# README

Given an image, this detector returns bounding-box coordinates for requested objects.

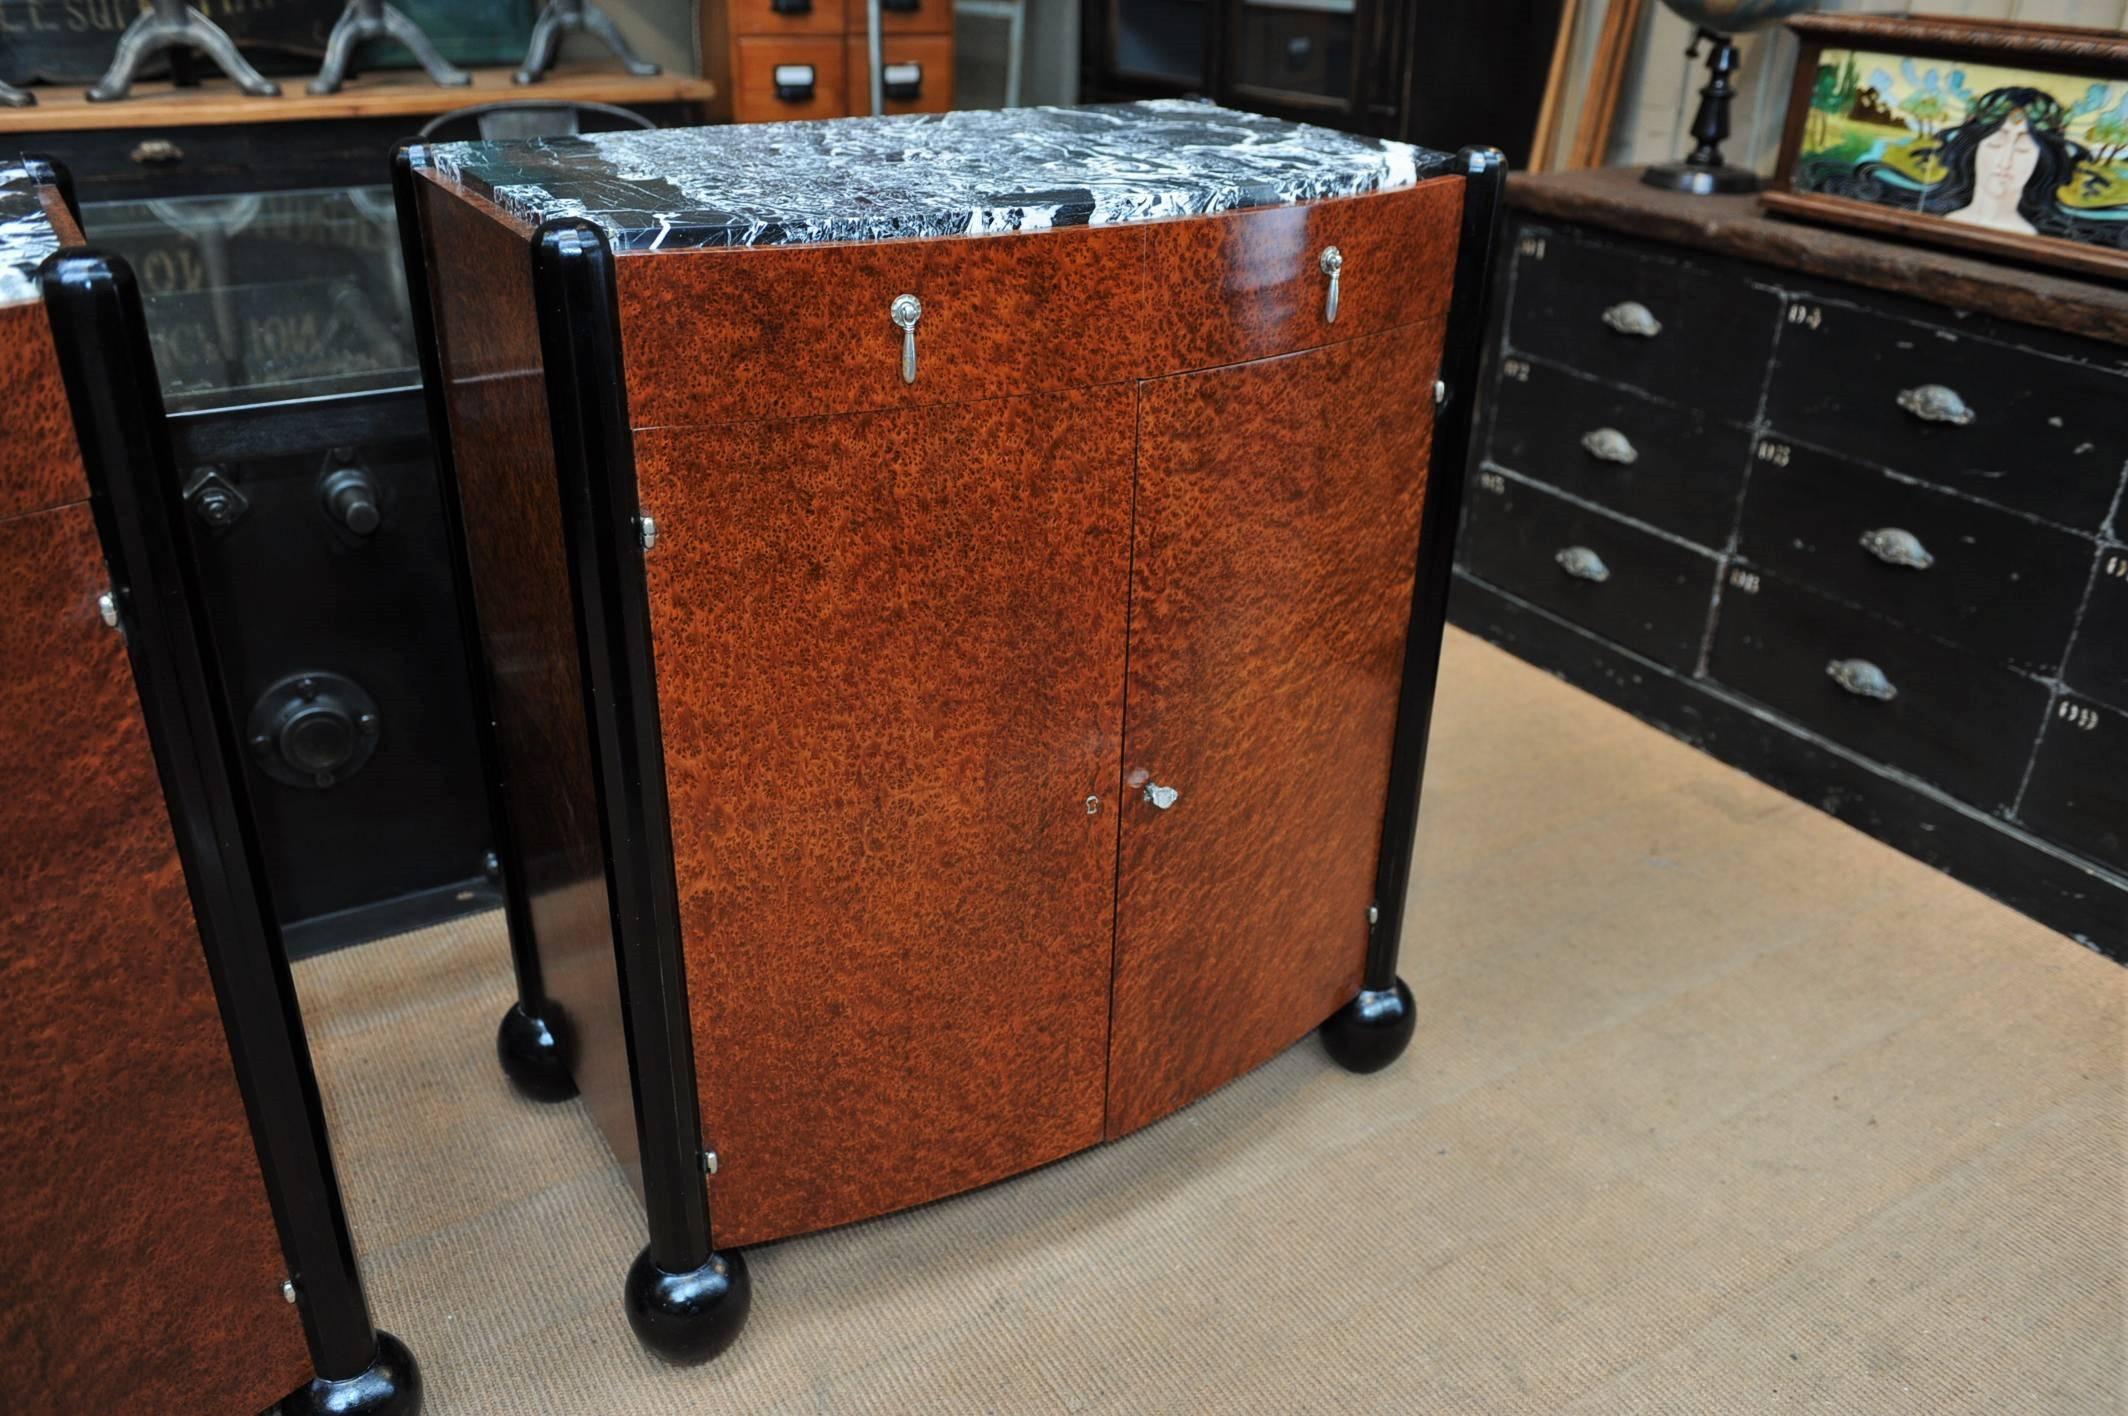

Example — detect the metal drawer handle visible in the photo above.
[882,61,923,100]
[1580,427,1638,465]
[130,138,184,165]
[1602,301,1661,338]
[772,63,816,101]
[890,293,921,384]
[1859,527,1934,571]
[1826,658,1897,702]
[1555,546,1610,583]
[1897,384,1975,427]
[1319,246,1342,325]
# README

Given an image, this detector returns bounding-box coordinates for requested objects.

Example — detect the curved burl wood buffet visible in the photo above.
[398,103,1503,1362]
[0,162,419,1415]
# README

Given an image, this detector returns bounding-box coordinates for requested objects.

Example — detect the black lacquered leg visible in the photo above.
[277,1331,421,1416]
[1320,979,1417,1074]
[496,1000,577,1102]
[625,1247,751,1365]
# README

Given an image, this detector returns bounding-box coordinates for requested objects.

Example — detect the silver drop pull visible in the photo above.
[1581,427,1638,465]
[1143,781,1180,811]
[1555,545,1610,583]
[1897,384,1974,426]
[890,293,922,384]
[1826,658,1897,702]
[1859,527,1933,570]
[1319,246,1342,324]
[1602,301,1662,338]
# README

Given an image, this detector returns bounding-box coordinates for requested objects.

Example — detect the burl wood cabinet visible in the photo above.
[398,104,1501,1362]
[0,161,419,1416]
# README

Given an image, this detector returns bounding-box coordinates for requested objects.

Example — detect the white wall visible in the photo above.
[1600,0,2128,172]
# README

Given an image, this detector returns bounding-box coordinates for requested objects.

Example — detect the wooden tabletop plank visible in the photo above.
[0,64,714,135]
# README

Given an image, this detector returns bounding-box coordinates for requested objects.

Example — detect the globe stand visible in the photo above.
[1643,28,1760,196]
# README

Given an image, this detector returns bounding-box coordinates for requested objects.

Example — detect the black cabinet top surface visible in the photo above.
[419,101,1452,252]
[1,164,58,306]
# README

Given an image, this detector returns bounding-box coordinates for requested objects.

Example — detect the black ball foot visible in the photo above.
[496,1002,576,1102]
[1320,978,1417,1074]
[278,1330,421,1416]
[625,1246,751,1364]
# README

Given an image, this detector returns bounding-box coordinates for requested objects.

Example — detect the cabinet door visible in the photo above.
[635,385,1135,1247]
[1107,322,1443,1138]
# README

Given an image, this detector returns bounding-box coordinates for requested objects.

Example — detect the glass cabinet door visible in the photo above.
[1107,0,1209,89]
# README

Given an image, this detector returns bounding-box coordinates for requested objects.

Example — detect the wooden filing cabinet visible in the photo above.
[706,0,953,124]
[0,161,419,1416]
[401,106,1501,1363]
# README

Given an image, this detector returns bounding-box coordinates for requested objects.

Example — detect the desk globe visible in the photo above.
[1647,0,1817,194]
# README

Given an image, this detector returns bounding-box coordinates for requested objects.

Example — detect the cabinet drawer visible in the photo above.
[1504,223,1776,426]
[1709,572,2049,812]
[1487,358,1750,549]
[2017,698,2128,876]
[730,0,845,36]
[1763,300,2128,530]
[874,0,954,32]
[734,37,850,123]
[1459,475,1718,672]
[2064,547,2128,714]
[844,34,954,114]
[1737,438,2091,673]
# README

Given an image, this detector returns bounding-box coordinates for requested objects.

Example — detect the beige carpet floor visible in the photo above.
[294,628,2128,1414]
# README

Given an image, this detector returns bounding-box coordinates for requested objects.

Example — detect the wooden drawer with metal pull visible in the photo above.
[2064,546,2128,715]
[844,34,954,114]
[1503,221,1777,426]
[1708,569,2050,812]
[872,0,954,33]
[734,37,850,122]
[614,177,1463,428]
[730,0,846,37]
[1459,473,1719,672]
[2016,697,2128,876]
[1762,297,2128,531]
[1486,355,1752,550]
[1735,436,2093,674]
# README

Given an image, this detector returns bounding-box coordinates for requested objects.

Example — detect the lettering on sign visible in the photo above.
[1756,440,1792,468]
[1786,303,1825,331]
[1727,567,1760,595]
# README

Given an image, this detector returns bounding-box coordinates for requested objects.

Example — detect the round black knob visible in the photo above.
[247,672,381,790]
[321,466,381,536]
[279,701,357,776]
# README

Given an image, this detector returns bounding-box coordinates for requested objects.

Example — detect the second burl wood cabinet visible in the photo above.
[399,103,1500,1362]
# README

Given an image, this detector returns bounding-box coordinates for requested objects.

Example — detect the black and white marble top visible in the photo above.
[1,164,59,305]
[425,101,1452,253]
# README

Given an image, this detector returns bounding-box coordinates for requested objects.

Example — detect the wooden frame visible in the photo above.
[1764,14,2128,282]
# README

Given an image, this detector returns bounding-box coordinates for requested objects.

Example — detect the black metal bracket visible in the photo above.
[1362,147,1509,995]
[37,246,407,1396]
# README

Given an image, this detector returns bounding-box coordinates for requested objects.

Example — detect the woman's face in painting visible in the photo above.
[1948,107,2043,234]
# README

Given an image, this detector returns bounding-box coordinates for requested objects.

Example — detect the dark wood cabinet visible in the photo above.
[1458,170,2128,956]
[401,107,1500,1359]
[0,162,415,1414]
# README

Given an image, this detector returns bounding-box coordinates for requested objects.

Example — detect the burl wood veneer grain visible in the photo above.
[0,504,311,1413]
[635,384,1136,1247]
[416,173,646,1192]
[1105,321,1446,1139]
[0,298,89,521]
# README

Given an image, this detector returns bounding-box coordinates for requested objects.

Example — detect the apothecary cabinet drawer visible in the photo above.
[734,37,850,123]
[844,34,954,114]
[1736,437,2091,673]
[2017,698,2128,876]
[730,0,846,37]
[1708,570,2049,812]
[1459,474,1718,672]
[1763,299,2128,531]
[1504,222,1776,426]
[1487,357,1751,550]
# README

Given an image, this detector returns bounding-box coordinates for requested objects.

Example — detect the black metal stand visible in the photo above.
[530,215,747,1364]
[1322,145,1507,1075]
[515,0,660,85]
[0,79,32,107]
[391,147,582,1109]
[310,0,470,96]
[39,230,418,1413]
[277,1332,423,1416]
[1643,29,1760,196]
[85,0,281,102]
